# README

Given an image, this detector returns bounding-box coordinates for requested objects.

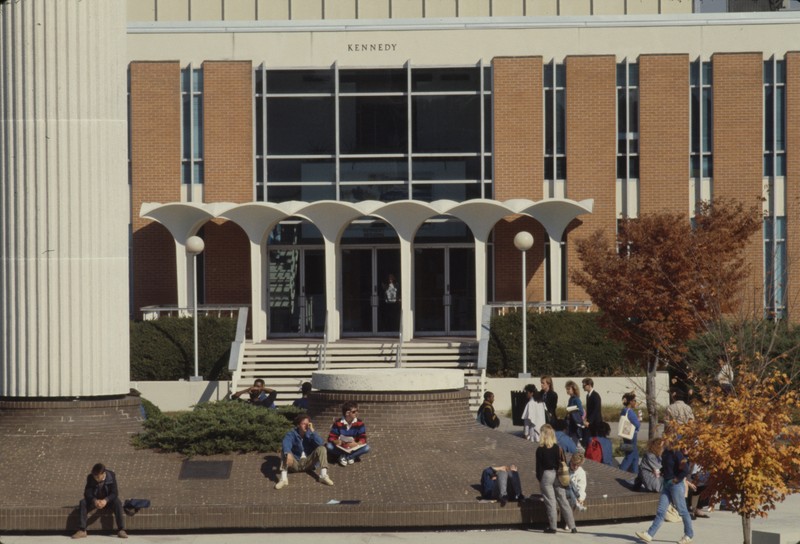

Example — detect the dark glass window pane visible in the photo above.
[555,90,565,154]
[256,183,264,201]
[628,64,638,87]
[411,183,481,203]
[267,70,334,94]
[629,156,639,179]
[691,88,700,153]
[556,157,566,179]
[628,89,639,133]
[690,155,700,178]
[413,95,480,153]
[269,221,324,245]
[256,159,264,183]
[340,184,409,202]
[182,162,191,184]
[555,64,566,87]
[182,94,191,159]
[266,184,336,203]
[702,89,713,153]
[194,162,204,183]
[484,157,492,181]
[484,95,493,153]
[703,156,713,178]
[255,98,264,154]
[616,64,626,87]
[764,86,774,152]
[192,69,203,92]
[545,89,554,155]
[617,155,627,179]
[483,67,493,91]
[483,181,493,199]
[340,96,407,154]
[764,60,773,84]
[702,62,712,85]
[776,86,786,150]
[340,69,406,93]
[617,88,627,134]
[267,97,335,155]
[267,159,334,182]
[181,68,190,92]
[412,157,481,181]
[341,222,399,244]
[412,67,480,92]
[543,64,553,88]
[690,60,699,87]
[776,60,786,84]
[764,154,773,177]
[777,154,786,176]
[630,137,639,155]
[193,96,203,158]
[255,69,264,95]
[544,159,554,180]
[340,159,408,182]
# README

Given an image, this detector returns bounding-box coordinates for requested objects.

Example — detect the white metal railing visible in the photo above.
[227,307,250,389]
[317,311,329,370]
[140,304,246,320]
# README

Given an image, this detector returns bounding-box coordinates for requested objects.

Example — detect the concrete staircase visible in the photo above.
[234,339,484,411]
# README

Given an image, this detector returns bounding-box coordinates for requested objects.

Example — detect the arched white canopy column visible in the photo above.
[140,203,220,310]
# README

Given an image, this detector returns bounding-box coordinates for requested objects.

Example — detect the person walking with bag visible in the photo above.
[536,424,577,534]
[619,392,641,474]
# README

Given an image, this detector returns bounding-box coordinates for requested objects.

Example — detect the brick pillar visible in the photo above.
[786,53,800,321]
[202,61,253,305]
[639,54,690,216]
[565,56,617,302]
[712,53,764,316]
[130,62,182,315]
[492,57,546,302]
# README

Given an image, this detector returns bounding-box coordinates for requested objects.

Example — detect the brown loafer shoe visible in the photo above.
[72,530,87,539]
[118,529,128,538]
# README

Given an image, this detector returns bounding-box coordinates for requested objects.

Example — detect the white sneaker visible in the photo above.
[347,458,355,465]
[677,536,693,544]
[635,531,653,542]
[339,457,348,466]
[275,478,288,490]
[319,474,334,486]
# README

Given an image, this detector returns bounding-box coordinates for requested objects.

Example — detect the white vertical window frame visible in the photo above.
[181,64,204,189]
[690,59,713,216]
[763,56,787,318]
[255,63,267,201]
[616,59,639,221]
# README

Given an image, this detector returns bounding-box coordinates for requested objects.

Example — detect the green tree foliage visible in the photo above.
[130,316,236,381]
[132,401,296,456]
[487,311,631,377]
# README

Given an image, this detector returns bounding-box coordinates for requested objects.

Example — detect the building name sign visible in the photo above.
[347,43,398,52]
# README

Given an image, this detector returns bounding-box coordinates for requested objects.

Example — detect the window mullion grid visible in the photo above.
[259,64,267,201]
[479,58,485,198]
[335,61,341,201]
[406,60,413,200]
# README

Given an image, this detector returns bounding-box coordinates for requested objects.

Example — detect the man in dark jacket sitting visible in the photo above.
[477,391,500,429]
[73,463,127,539]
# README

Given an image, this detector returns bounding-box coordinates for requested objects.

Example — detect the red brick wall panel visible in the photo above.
[203,222,251,304]
[639,54,690,215]
[565,56,617,302]
[130,62,182,314]
[712,53,764,315]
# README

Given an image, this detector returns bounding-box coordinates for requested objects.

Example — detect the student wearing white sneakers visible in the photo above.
[275,414,333,489]
[635,442,694,544]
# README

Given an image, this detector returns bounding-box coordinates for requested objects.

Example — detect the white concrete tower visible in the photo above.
[0,0,129,397]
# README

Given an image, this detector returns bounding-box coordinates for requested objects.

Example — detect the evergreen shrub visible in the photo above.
[132,400,293,456]
[130,316,236,381]
[487,311,633,377]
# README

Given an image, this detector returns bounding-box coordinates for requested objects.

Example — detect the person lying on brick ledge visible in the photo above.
[72,463,127,539]
[326,401,371,467]
[275,414,334,489]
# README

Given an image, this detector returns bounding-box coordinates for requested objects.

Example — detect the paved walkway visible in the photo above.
[3,494,798,544]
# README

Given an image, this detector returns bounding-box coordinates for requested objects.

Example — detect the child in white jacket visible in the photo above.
[567,451,588,512]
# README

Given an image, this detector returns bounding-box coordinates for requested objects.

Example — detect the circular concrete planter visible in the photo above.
[311,368,464,392]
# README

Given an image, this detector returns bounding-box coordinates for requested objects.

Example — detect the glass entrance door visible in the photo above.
[268,249,325,336]
[342,247,400,336]
[414,246,475,335]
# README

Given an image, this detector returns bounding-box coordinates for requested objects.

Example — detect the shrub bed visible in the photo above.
[130,316,236,381]
[132,401,297,456]
[488,311,634,377]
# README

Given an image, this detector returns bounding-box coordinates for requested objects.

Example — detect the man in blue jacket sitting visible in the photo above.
[275,414,333,489]
[72,463,127,539]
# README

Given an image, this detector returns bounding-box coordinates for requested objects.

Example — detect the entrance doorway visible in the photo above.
[414,246,475,335]
[341,247,401,336]
[268,248,325,336]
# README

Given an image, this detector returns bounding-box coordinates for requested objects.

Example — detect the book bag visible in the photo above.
[586,438,603,462]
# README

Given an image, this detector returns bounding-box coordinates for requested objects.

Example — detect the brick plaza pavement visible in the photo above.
[0,394,657,535]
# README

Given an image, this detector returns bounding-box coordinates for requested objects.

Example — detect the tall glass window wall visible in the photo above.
[616,61,639,220]
[763,58,787,318]
[543,61,566,199]
[690,60,713,211]
[254,65,492,203]
[181,66,204,184]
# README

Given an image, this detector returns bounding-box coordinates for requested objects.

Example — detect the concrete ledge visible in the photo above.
[752,529,800,544]
[312,368,465,392]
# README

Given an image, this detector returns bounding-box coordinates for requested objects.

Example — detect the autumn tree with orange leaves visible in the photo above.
[572,199,761,436]
[675,348,800,544]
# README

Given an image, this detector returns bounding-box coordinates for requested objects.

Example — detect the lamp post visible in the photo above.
[186,235,205,381]
[513,231,534,378]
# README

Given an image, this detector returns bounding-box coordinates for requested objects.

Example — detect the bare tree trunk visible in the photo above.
[742,514,751,544]
[646,353,659,439]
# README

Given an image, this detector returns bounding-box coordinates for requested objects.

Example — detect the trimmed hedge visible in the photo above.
[132,400,297,456]
[487,311,634,377]
[130,316,236,381]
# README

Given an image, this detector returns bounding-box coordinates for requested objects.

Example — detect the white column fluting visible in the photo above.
[0,0,129,397]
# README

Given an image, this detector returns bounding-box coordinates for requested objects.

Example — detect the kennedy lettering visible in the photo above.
[347,43,398,52]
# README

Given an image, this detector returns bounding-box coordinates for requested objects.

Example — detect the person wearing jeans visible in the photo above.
[536,425,577,534]
[479,465,524,506]
[635,446,694,544]
[72,463,126,539]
